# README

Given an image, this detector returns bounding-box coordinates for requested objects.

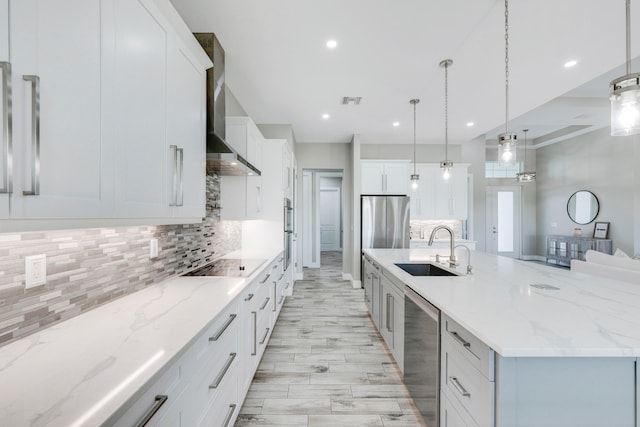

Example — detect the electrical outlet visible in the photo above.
[25,254,46,289]
[150,238,159,259]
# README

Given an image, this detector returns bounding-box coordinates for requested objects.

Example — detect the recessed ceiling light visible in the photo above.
[248,172,253,176]
[564,60,578,68]
[393,122,400,127]
[466,122,474,127]
[230,162,237,166]
[322,113,330,119]
[326,40,337,49]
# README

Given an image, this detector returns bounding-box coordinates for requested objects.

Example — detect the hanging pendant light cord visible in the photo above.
[627,0,632,75]
[413,101,417,175]
[445,62,449,160]
[504,0,510,134]
[523,129,528,168]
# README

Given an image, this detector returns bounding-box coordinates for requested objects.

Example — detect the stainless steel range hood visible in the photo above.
[195,33,261,176]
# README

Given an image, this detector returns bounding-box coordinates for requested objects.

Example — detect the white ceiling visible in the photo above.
[170,0,640,146]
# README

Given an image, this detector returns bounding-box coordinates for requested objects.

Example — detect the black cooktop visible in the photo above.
[182,258,267,278]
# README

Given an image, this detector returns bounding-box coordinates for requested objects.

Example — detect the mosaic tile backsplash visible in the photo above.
[0,173,240,347]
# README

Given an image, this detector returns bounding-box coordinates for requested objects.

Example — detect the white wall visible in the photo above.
[462,137,487,251]
[257,124,297,155]
[536,127,639,256]
[361,143,461,163]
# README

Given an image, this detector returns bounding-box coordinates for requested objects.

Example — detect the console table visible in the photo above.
[546,235,613,267]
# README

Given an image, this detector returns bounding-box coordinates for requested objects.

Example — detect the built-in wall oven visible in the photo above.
[284,198,293,270]
[405,287,440,426]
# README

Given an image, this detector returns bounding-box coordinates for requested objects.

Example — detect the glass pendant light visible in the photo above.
[498,0,517,165]
[610,0,640,135]
[410,98,420,190]
[440,59,454,180]
[516,129,536,182]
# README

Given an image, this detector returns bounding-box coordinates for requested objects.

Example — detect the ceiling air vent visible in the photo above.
[342,96,362,105]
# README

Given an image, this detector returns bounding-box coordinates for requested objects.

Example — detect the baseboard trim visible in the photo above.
[342,273,353,281]
[521,255,546,262]
[351,280,362,289]
[295,272,304,280]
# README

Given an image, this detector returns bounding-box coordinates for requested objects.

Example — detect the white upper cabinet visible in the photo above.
[226,116,264,171]
[409,163,468,220]
[8,0,111,218]
[361,161,409,195]
[0,0,210,228]
[112,0,209,220]
[111,0,170,218]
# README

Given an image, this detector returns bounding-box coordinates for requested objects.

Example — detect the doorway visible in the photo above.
[301,170,343,269]
[486,186,522,259]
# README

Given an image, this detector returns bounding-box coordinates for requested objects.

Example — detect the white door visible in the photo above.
[486,186,521,258]
[319,188,340,251]
[302,171,315,267]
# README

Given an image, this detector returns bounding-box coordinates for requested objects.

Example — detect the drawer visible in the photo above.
[442,314,494,380]
[190,338,240,423]
[197,362,240,427]
[111,355,185,427]
[441,388,480,427]
[443,343,494,427]
[184,302,240,379]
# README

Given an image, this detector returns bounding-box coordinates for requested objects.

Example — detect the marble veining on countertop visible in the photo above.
[365,248,640,358]
[0,249,280,427]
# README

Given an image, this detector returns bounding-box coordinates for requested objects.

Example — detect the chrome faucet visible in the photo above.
[428,225,457,268]
[455,244,473,275]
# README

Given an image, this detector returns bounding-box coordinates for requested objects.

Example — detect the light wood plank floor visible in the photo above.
[235,251,425,427]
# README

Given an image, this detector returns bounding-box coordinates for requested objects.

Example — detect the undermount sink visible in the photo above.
[394,263,460,277]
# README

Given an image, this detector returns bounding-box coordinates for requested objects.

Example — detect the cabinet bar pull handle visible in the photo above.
[176,147,184,206]
[389,294,394,332]
[260,274,271,284]
[251,311,257,355]
[0,62,12,194]
[22,75,40,196]
[209,352,237,389]
[259,327,270,345]
[272,283,277,312]
[169,145,178,206]
[449,331,471,348]
[278,295,284,305]
[222,404,237,427]
[284,282,290,289]
[209,314,237,341]
[278,256,284,262]
[449,376,471,397]
[134,394,168,427]
[260,297,270,310]
[244,293,254,302]
[386,293,391,332]
[278,274,284,281]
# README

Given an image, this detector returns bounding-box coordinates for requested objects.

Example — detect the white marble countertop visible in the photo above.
[365,248,640,358]
[0,249,280,427]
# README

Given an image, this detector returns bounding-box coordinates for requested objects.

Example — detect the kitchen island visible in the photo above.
[364,248,640,427]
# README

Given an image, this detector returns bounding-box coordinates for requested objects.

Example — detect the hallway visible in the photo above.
[236,251,424,427]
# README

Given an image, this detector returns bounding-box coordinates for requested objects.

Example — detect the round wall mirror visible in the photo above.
[567,190,599,225]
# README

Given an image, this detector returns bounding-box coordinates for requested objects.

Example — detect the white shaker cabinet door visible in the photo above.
[166,40,206,219]
[111,0,171,218]
[361,162,385,194]
[9,0,111,218]
[383,162,408,195]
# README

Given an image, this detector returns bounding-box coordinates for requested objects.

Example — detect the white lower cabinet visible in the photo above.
[111,253,289,427]
[441,390,478,427]
[363,255,405,372]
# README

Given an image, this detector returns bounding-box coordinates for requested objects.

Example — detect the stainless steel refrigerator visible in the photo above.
[361,196,410,250]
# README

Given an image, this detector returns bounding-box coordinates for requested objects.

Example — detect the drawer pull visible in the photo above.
[260,297,270,310]
[22,75,40,196]
[278,274,284,281]
[209,353,237,389]
[449,376,471,397]
[278,256,284,262]
[272,264,278,270]
[209,314,237,341]
[259,327,270,345]
[260,274,271,284]
[449,331,471,348]
[251,311,257,355]
[285,282,290,289]
[134,394,168,427]
[278,295,284,305]
[244,293,254,302]
[222,404,237,427]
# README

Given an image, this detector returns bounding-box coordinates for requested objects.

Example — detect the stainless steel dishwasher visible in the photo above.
[404,287,440,427]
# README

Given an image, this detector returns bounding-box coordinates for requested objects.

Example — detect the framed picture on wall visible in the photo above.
[593,222,610,239]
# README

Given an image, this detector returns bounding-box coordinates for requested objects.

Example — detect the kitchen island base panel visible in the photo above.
[495,356,636,427]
